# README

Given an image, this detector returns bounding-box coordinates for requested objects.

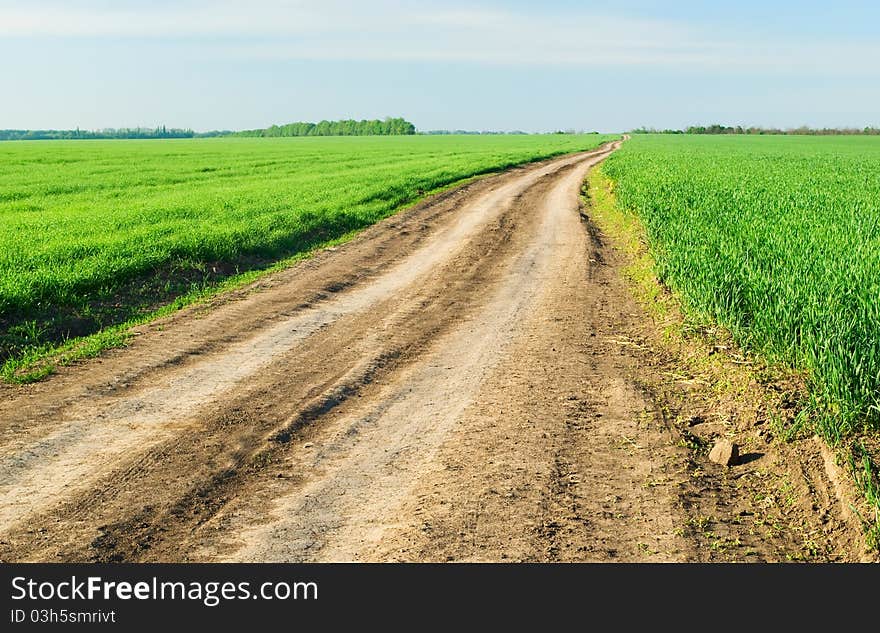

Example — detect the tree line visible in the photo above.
[631,125,880,135]
[235,117,415,137]
[0,118,415,141]
[0,126,209,141]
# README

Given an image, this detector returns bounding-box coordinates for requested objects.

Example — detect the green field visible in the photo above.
[602,135,880,439]
[0,134,616,372]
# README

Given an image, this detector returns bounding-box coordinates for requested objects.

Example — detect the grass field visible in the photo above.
[0,133,616,376]
[601,135,880,441]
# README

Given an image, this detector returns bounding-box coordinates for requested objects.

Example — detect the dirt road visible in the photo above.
[0,141,866,562]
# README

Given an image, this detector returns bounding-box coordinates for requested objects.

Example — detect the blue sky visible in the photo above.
[2,0,879,132]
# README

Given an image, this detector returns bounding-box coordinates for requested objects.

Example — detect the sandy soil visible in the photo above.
[0,141,869,562]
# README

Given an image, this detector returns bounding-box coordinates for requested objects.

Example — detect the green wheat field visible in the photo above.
[602,135,880,439]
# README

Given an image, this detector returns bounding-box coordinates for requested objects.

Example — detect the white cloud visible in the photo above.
[1,0,878,74]
[0,1,359,37]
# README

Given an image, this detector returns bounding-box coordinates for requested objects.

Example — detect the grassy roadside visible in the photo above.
[584,165,880,551]
[1,241,332,383]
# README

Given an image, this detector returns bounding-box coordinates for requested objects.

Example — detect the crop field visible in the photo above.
[602,135,880,439]
[0,133,615,371]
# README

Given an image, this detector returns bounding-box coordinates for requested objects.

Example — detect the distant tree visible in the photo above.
[0,127,197,141]
[677,124,880,136]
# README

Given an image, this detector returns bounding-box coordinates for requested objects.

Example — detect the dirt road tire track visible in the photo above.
[0,141,866,562]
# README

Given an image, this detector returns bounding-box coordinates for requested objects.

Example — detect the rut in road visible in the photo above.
[0,140,856,562]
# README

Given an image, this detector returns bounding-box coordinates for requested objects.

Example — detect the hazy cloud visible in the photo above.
[1,0,878,74]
